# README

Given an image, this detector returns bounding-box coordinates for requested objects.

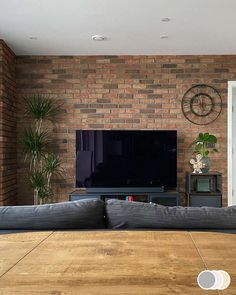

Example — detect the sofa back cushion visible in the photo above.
[0,199,105,230]
[106,199,236,229]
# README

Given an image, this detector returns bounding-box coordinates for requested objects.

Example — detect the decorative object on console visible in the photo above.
[190,154,205,174]
[190,132,218,173]
[21,94,64,205]
[181,84,222,125]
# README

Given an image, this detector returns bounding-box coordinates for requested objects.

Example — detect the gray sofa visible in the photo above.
[0,199,236,230]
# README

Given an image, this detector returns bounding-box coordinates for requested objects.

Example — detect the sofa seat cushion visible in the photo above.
[0,199,105,230]
[106,199,236,229]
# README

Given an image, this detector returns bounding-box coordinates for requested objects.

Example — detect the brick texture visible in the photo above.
[0,40,17,205]
[15,54,233,206]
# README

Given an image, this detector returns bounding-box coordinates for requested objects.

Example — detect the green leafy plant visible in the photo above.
[21,94,64,205]
[29,171,50,204]
[24,94,62,132]
[191,133,218,157]
[24,94,62,119]
[22,128,49,169]
[44,153,64,186]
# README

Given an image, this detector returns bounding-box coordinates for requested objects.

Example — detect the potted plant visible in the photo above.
[21,94,64,205]
[191,133,218,172]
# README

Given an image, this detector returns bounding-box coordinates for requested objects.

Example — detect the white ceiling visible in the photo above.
[0,0,236,55]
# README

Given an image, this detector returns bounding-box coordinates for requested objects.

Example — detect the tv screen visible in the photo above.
[76,130,177,189]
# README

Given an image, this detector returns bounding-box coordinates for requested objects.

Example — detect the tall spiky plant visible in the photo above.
[22,128,49,171]
[21,94,64,205]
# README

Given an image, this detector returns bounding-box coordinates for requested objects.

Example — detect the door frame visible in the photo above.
[227,81,236,206]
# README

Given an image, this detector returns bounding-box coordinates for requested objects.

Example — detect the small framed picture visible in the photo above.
[197,178,210,192]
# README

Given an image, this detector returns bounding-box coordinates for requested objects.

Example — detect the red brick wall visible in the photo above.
[0,40,17,205]
[15,55,231,206]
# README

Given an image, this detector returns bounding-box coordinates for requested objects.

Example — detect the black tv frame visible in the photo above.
[75,130,177,192]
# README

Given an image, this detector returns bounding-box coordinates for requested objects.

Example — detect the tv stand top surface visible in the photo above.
[85,187,165,194]
[71,187,177,195]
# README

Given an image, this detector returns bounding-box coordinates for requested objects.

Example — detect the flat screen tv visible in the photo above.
[76,130,177,189]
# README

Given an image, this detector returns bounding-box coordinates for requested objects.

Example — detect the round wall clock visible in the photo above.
[181,84,222,125]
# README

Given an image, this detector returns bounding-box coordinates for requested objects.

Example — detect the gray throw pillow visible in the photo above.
[106,199,236,229]
[0,199,105,230]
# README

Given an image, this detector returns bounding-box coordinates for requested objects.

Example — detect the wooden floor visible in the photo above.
[0,231,235,294]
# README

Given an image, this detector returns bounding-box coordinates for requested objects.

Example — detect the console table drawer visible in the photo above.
[189,195,222,207]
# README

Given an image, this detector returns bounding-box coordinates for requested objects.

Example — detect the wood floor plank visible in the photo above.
[190,231,236,294]
[0,231,53,278]
[0,231,216,295]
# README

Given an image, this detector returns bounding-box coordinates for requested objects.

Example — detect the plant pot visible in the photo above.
[201,157,211,173]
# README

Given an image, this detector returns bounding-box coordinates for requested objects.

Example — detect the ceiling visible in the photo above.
[0,0,236,55]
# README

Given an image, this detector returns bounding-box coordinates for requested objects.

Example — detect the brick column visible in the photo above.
[0,40,17,205]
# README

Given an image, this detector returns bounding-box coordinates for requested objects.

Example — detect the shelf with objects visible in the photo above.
[186,171,222,207]
[187,132,222,207]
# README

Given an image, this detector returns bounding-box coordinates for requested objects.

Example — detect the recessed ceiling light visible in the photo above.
[92,35,106,41]
[29,36,38,40]
[160,35,168,39]
[161,17,171,22]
